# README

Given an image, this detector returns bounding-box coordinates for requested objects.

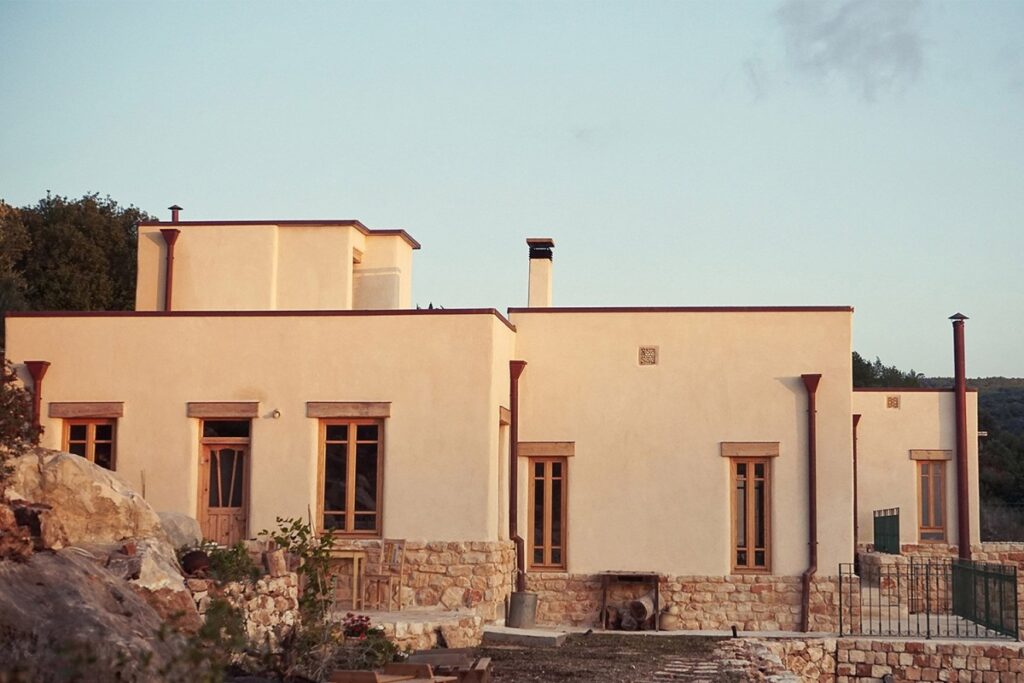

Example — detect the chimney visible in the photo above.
[526,238,554,307]
[168,204,182,223]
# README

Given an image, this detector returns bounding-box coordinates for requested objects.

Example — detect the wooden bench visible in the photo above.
[328,663,460,683]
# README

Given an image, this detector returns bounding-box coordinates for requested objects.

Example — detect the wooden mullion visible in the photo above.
[543,461,553,566]
[346,426,357,533]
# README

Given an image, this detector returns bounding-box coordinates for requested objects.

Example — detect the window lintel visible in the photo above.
[721,441,779,458]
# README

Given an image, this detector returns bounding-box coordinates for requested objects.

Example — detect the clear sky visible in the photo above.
[1,0,1021,377]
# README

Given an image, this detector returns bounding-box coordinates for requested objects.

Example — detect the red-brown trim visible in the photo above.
[187,402,259,418]
[6,308,516,331]
[159,228,180,312]
[508,306,853,314]
[138,219,421,249]
[800,373,821,633]
[6,309,520,331]
[509,360,528,593]
[25,361,50,433]
[852,414,862,567]
[951,314,971,560]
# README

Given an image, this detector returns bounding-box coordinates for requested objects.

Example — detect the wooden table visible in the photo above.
[330,548,368,610]
[597,571,661,630]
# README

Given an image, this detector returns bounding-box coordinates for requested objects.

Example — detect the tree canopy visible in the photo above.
[852,351,923,388]
[0,193,153,349]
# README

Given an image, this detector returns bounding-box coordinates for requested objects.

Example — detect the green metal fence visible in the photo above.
[872,507,900,555]
[951,559,1019,639]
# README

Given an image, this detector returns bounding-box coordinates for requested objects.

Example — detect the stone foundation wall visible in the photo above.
[375,613,485,651]
[187,573,300,648]
[525,573,841,631]
[759,638,838,683]
[835,639,1024,682]
[329,540,516,622]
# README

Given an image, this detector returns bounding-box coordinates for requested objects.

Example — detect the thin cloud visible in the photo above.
[776,0,924,101]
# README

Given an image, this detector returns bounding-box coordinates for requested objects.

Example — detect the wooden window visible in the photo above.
[528,457,567,570]
[319,419,383,536]
[918,461,946,542]
[732,458,771,572]
[63,419,116,470]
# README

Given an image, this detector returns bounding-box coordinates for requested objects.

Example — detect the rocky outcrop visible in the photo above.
[158,510,203,549]
[0,549,197,681]
[2,449,200,631]
[5,449,168,545]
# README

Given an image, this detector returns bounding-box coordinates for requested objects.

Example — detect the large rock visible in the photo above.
[0,549,203,681]
[3,449,199,630]
[5,449,168,545]
[158,510,203,550]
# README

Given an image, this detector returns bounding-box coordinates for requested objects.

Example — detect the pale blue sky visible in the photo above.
[2,1,1022,376]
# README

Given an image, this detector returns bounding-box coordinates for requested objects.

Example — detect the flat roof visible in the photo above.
[138,219,421,249]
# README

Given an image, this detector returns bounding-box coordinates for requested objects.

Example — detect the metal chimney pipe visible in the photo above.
[168,204,182,223]
[950,313,971,560]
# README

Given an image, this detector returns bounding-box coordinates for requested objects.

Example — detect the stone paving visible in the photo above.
[653,640,801,682]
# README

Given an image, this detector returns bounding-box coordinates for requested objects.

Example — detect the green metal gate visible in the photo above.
[872,508,900,555]
[951,559,1018,639]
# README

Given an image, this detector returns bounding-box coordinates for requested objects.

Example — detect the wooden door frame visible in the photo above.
[197,429,251,545]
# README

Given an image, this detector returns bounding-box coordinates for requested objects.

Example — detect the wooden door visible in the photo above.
[200,443,249,545]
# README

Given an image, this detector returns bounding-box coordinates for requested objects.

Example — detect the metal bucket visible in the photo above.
[506,591,538,629]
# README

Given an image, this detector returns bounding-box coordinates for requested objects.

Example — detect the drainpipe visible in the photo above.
[509,360,528,592]
[852,414,862,570]
[160,227,181,312]
[951,313,971,560]
[24,361,51,435]
[800,373,821,632]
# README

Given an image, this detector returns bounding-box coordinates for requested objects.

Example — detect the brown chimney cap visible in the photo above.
[949,312,969,321]
[526,238,555,248]
[168,204,183,210]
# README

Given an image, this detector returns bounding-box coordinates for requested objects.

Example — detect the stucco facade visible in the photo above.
[3,214,981,629]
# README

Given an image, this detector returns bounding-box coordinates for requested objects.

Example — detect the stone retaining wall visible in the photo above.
[835,639,1024,682]
[187,573,300,649]
[375,613,485,651]
[525,573,841,631]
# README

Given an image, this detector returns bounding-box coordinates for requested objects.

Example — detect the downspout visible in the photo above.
[509,360,528,592]
[24,361,51,435]
[951,313,971,560]
[800,373,821,632]
[852,414,862,571]
[159,227,181,312]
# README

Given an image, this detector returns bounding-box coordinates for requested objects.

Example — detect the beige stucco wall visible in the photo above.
[6,311,507,542]
[508,309,854,577]
[136,224,414,312]
[853,389,981,548]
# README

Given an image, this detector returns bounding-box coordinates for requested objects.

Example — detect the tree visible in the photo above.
[0,359,39,461]
[851,351,922,388]
[0,193,153,349]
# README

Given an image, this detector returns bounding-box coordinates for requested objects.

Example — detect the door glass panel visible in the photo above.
[356,424,378,441]
[216,449,238,508]
[754,480,765,547]
[203,420,250,438]
[326,424,349,442]
[208,451,221,507]
[354,443,378,512]
[551,479,562,546]
[94,443,114,470]
[735,476,747,548]
[324,443,347,513]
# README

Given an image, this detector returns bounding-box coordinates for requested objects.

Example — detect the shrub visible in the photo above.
[260,517,335,621]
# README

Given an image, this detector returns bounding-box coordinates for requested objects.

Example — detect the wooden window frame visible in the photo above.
[917,460,947,543]
[730,457,772,573]
[527,456,568,571]
[62,418,117,470]
[317,418,384,538]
